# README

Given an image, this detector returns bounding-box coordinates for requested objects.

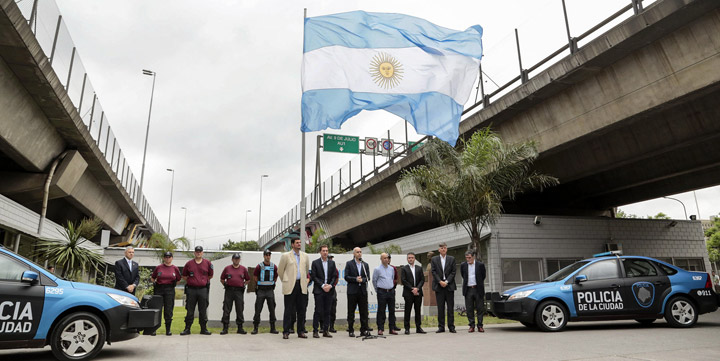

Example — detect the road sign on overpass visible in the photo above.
[323,134,359,154]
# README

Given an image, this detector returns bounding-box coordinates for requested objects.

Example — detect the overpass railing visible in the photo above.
[258,0,657,247]
[14,0,164,235]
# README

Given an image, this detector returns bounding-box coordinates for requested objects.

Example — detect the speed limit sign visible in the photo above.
[364,137,378,155]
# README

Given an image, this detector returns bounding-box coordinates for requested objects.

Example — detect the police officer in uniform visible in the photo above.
[220,253,250,335]
[252,249,278,334]
[181,246,214,335]
[149,251,181,336]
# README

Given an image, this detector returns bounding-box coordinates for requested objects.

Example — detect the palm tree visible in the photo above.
[35,217,105,279]
[399,128,558,256]
[145,233,191,261]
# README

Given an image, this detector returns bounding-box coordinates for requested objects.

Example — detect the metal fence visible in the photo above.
[259,0,657,247]
[14,0,163,234]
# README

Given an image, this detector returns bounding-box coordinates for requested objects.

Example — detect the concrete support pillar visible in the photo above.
[13,233,21,253]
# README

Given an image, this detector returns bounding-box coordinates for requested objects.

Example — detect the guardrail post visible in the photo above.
[49,15,62,65]
[65,47,76,89]
[514,29,528,83]
[78,74,87,113]
[562,0,578,54]
[632,0,644,14]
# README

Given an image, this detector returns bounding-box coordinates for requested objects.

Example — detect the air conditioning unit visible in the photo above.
[605,243,622,252]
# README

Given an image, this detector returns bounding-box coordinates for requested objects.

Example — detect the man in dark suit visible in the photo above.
[114,246,140,295]
[311,245,337,338]
[344,247,370,337]
[401,252,426,334]
[431,242,456,333]
[461,250,487,333]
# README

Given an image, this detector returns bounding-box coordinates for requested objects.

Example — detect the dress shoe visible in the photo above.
[449,328,457,333]
[147,331,156,336]
[313,331,320,338]
[165,331,172,336]
[180,329,191,336]
[200,329,212,335]
[298,332,308,339]
[283,333,289,339]
[329,327,337,333]
[392,326,401,332]
[378,330,384,336]
[323,331,333,338]
[361,330,370,337]
[404,329,410,335]
[389,330,398,335]
[468,326,475,333]
[348,331,355,337]
[237,328,247,335]
[436,328,445,333]
[477,327,485,333]
[270,325,279,334]
[416,328,426,334]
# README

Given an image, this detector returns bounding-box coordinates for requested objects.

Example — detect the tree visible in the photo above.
[306,229,347,254]
[705,215,720,264]
[615,208,639,218]
[367,242,402,255]
[221,239,260,251]
[399,128,558,257]
[648,212,671,220]
[146,233,191,261]
[35,217,105,279]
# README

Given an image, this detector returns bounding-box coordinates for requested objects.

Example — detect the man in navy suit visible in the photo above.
[114,246,140,295]
[431,242,456,333]
[311,245,337,338]
[344,247,370,337]
[461,250,487,333]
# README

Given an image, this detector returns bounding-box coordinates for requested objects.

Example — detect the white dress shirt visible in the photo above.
[468,262,476,287]
[440,255,447,280]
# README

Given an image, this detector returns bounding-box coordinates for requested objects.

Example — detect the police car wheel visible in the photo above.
[535,300,567,332]
[50,312,107,361]
[664,296,698,328]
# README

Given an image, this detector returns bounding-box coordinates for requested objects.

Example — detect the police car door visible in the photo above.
[619,258,670,316]
[572,259,626,318]
[0,253,45,342]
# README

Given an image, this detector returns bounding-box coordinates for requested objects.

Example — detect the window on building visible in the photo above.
[673,258,705,272]
[546,259,580,278]
[502,259,541,286]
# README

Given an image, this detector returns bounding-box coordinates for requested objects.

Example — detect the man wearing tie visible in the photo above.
[311,245,337,338]
[431,242,457,333]
[401,252,426,334]
[278,238,310,339]
[344,247,370,337]
[461,250,487,333]
[114,246,139,295]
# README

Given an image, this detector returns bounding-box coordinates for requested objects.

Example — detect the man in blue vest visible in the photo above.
[252,249,279,334]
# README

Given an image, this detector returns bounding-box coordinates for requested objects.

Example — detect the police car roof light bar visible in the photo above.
[592,250,623,258]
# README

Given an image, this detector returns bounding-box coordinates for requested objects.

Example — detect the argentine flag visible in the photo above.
[301,11,483,146]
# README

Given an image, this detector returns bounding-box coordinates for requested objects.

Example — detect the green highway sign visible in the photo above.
[409,141,425,152]
[323,134,359,154]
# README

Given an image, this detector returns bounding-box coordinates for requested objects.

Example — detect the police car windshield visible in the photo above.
[543,261,589,282]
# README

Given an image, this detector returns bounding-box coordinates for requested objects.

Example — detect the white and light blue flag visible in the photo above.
[301,11,483,146]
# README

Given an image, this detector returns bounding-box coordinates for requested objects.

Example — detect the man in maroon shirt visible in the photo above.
[181,246,214,335]
[220,253,250,335]
[150,251,181,336]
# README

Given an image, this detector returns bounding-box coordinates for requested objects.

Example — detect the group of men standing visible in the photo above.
[113,240,487,338]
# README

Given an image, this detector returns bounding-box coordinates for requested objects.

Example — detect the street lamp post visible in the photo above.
[258,174,268,244]
[192,227,197,248]
[663,196,688,220]
[181,206,187,238]
[139,69,156,192]
[166,168,174,238]
[244,209,252,242]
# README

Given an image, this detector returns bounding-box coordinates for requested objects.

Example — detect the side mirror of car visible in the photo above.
[574,274,588,284]
[21,270,40,284]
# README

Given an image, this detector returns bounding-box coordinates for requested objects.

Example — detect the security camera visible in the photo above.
[533,216,542,225]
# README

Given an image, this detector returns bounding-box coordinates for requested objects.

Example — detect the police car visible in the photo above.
[0,245,159,360]
[491,252,719,332]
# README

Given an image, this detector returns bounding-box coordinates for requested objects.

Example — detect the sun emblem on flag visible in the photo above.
[370,52,404,89]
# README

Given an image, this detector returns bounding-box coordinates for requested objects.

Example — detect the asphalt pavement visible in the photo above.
[4,312,720,361]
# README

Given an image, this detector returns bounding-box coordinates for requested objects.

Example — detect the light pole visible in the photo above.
[139,69,156,192]
[244,209,252,242]
[258,174,268,244]
[663,196,688,220]
[192,227,197,248]
[166,168,174,238]
[181,206,187,238]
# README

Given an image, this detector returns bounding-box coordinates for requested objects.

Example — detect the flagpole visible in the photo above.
[300,8,307,252]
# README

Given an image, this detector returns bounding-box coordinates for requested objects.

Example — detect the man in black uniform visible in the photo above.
[252,249,278,334]
[181,246,214,335]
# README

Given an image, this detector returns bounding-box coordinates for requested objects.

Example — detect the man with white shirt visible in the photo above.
[401,252,425,334]
[310,245,337,338]
[114,246,139,295]
[372,253,398,335]
[431,242,457,333]
[461,250,487,333]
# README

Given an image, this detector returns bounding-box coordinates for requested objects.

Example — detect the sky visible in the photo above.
[35,0,718,249]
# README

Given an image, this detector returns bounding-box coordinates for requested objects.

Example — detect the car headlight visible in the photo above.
[107,293,140,308]
[508,289,535,300]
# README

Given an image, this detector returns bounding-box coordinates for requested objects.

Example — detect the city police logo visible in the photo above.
[370,52,404,89]
[632,282,655,308]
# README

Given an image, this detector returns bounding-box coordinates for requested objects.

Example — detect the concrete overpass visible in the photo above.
[261,0,720,250]
[0,0,163,248]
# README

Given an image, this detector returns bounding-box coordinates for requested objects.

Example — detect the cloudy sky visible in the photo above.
[39,0,718,249]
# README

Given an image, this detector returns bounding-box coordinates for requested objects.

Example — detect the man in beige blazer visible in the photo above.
[277,238,310,339]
